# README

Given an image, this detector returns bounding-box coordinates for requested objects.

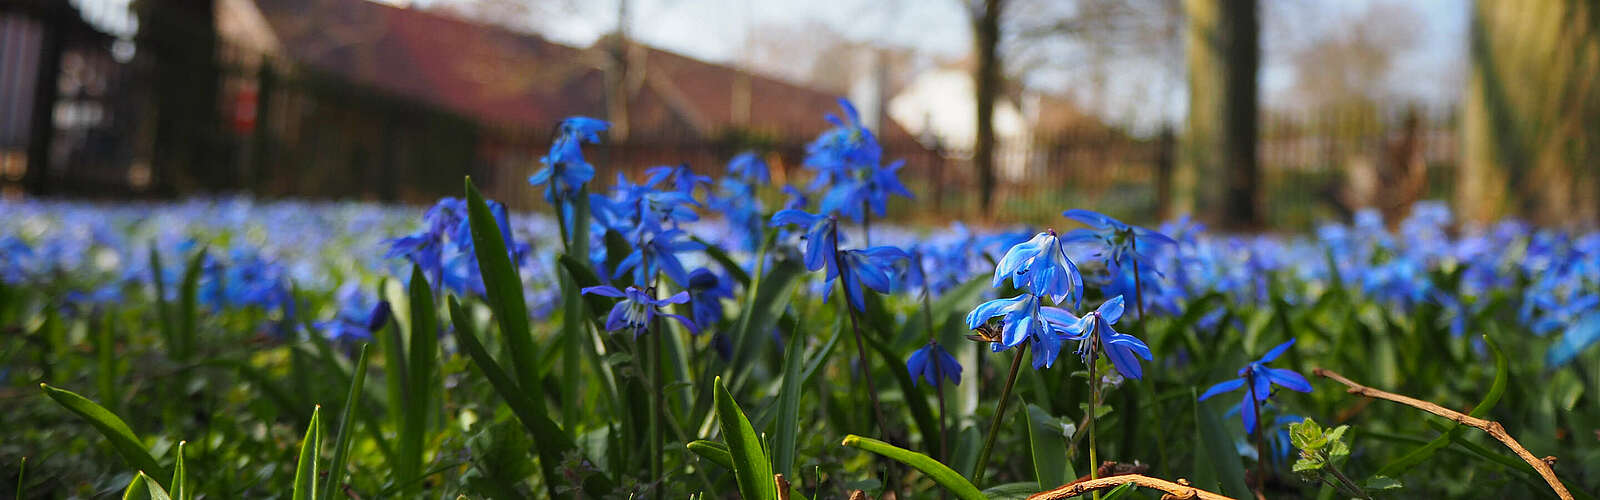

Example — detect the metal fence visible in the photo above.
[1,3,1462,230]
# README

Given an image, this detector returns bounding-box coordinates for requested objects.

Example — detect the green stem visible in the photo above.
[973,342,1029,484]
[1089,351,1100,500]
[651,284,665,500]
[1249,371,1265,498]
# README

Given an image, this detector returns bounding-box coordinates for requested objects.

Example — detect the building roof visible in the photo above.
[248,0,918,142]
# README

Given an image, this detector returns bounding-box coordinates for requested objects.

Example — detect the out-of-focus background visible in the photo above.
[1,0,1595,229]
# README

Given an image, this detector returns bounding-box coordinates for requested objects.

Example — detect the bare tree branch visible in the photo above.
[1312,368,1574,500]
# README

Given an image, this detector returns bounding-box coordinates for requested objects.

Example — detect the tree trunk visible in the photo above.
[23,0,66,196]
[1183,0,1260,229]
[973,0,1003,216]
[1460,0,1600,225]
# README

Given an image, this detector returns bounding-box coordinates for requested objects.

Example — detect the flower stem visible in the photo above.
[649,280,665,500]
[1088,352,1101,500]
[1324,460,1373,500]
[1248,371,1265,498]
[862,200,872,247]
[973,342,1029,484]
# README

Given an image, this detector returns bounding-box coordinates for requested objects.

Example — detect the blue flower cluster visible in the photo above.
[968,219,1157,377]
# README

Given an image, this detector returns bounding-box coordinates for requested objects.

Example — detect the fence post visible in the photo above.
[1156,126,1175,220]
[24,1,66,196]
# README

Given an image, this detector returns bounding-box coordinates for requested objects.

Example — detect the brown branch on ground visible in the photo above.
[1028,474,1237,500]
[775,474,790,500]
[1312,368,1574,500]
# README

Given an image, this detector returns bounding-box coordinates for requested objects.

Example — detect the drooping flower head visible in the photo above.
[1199,339,1312,432]
[727,152,771,185]
[829,246,910,312]
[582,285,697,337]
[316,283,391,343]
[686,268,734,333]
[907,341,962,387]
[1058,296,1153,380]
[805,98,882,186]
[770,209,839,273]
[645,163,713,198]
[994,230,1085,307]
[612,228,704,287]
[1061,209,1176,272]
[966,293,1078,369]
[530,116,610,202]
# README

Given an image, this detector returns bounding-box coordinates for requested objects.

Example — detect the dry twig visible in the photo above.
[1312,368,1573,500]
[1028,474,1236,500]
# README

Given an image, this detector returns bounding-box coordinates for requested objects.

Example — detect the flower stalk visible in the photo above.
[972,341,1028,484]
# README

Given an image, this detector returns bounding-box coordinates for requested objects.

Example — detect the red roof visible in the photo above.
[251,0,918,142]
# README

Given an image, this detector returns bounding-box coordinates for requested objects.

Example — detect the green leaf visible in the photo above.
[839,435,984,500]
[320,344,371,500]
[149,243,174,356]
[122,472,172,500]
[979,482,1043,499]
[1293,458,1324,473]
[16,456,27,500]
[556,254,619,321]
[175,248,206,362]
[397,266,438,494]
[713,375,777,500]
[1100,482,1137,500]
[464,178,539,390]
[39,384,166,487]
[1024,403,1071,489]
[1364,475,1403,491]
[771,319,807,478]
[727,257,804,390]
[1193,391,1250,498]
[292,406,322,500]
[170,441,189,500]
[687,439,735,470]
[448,296,612,498]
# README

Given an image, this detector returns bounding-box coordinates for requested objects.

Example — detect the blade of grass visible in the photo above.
[713,375,777,500]
[771,316,807,479]
[448,296,613,498]
[39,383,166,487]
[687,439,734,470]
[176,249,206,362]
[292,406,322,500]
[840,434,984,500]
[397,265,438,495]
[464,178,539,391]
[171,441,189,500]
[122,472,172,500]
[320,344,371,500]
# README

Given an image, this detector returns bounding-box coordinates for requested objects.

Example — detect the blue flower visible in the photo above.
[1060,209,1176,271]
[994,230,1084,307]
[817,160,915,222]
[1199,339,1312,433]
[781,185,810,211]
[645,163,713,197]
[805,98,882,186]
[907,341,962,387]
[687,268,733,333]
[530,116,609,202]
[830,246,910,312]
[728,152,770,185]
[316,284,390,343]
[582,285,697,337]
[612,228,704,287]
[770,209,839,273]
[1058,296,1154,380]
[966,293,1079,369]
